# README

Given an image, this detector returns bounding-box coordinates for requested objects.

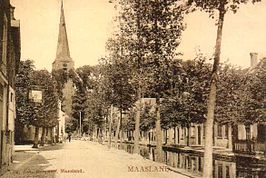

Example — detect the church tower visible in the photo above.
[52,0,75,118]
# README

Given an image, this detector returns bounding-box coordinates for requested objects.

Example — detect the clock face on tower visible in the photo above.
[63,63,67,71]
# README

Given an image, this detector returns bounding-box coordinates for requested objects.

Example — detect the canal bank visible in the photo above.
[104,140,266,178]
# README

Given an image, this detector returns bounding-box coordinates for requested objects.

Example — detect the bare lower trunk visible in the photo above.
[120,127,124,148]
[165,130,167,144]
[45,127,49,143]
[134,89,141,154]
[49,127,55,145]
[32,126,39,148]
[108,105,113,149]
[104,115,108,141]
[232,124,238,151]
[155,98,163,163]
[245,124,252,152]
[96,128,99,138]
[40,126,45,146]
[187,126,190,146]
[203,82,216,177]
[173,127,176,144]
[203,3,225,178]
[114,115,121,148]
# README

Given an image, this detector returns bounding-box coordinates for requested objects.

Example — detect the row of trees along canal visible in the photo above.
[67,0,264,177]
[104,0,264,177]
[15,0,264,177]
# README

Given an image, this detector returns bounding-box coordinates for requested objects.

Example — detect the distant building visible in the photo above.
[0,0,21,173]
[126,98,232,150]
[52,1,75,121]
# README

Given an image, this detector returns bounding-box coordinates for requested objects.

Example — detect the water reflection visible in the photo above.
[115,143,266,178]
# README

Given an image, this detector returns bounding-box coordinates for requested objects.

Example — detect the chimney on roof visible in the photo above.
[10,5,15,20]
[250,52,258,67]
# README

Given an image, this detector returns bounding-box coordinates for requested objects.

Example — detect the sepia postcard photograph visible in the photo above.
[0,0,265,177]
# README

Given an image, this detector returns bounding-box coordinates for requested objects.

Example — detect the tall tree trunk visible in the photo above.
[45,127,49,143]
[134,87,141,154]
[96,128,99,139]
[232,124,238,151]
[245,124,251,141]
[155,97,163,163]
[187,126,190,146]
[45,127,48,143]
[108,105,113,149]
[165,130,167,144]
[119,111,123,143]
[40,126,45,146]
[120,117,124,148]
[134,0,142,154]
[114,112,121,148]
[245,124,252,152]
[32,126,40,148]
[203,4,225,178]
[104,114,108,141]
[49,127,55,145]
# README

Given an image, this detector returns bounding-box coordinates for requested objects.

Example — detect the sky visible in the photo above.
[10,0,266,71]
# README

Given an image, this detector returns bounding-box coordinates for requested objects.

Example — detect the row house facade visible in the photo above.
[0,0,21,173]
[121,98,234,150]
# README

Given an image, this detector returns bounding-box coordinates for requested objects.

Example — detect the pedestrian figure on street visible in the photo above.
[68,132,72,142]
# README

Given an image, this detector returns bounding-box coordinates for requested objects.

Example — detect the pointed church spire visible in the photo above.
[55,0,71,61]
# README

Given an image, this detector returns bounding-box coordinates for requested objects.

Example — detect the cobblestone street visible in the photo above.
[2,141,189,178]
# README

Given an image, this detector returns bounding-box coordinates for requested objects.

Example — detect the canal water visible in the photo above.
[114,143,266,178]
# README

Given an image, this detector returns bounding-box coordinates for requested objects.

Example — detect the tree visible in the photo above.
[75,63,114,142]
[71,90,87,135]
[216,63,245,124]
[103,51,136,147]
[136,0,185,162]
[187,0,261,177]
[140,102,156,132]
[114,0,186,161]
[235,60,266,139]
[161,57,210,146]
[15,60,35,144]
[51,69,68,100]
[30,70,59,147]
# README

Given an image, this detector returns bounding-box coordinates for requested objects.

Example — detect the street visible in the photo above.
[2,141,189,178]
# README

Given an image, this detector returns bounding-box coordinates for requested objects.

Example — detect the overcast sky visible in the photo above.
[11,0,266,71]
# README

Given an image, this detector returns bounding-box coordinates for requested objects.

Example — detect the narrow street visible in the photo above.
[2,140,189,178]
